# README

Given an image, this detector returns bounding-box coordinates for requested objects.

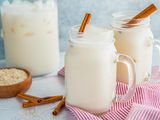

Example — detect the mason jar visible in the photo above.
[111,11,160,84]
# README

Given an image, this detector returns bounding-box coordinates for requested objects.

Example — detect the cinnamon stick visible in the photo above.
[23,96,63,108]
[127,4,157,25]
[17,93,40,103]
[51,13,92,116]
[79,13,92,32]
[52,97,65,116]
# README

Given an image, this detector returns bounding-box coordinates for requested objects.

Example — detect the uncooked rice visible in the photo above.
[0,68,28,86]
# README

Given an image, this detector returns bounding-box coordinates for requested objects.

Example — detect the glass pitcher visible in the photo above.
[111,11,160,84]
[65,25,136,114]
[1,0,59,76]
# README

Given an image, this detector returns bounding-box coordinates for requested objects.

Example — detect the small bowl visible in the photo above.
[0,68,32,98]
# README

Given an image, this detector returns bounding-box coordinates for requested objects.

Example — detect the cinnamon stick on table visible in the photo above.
[52,97,65,116]
[17,93,40,103]
[23,96,63,108]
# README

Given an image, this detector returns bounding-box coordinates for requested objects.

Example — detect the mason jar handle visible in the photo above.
[115,53,136,101]
[154,39,160,63]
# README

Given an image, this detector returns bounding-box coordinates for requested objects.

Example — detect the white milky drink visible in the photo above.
[112,12,160,84]
[65,25,136,114]
[1,0,59,76]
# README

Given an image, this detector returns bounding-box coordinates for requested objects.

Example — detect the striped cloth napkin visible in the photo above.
[58,67,160,120]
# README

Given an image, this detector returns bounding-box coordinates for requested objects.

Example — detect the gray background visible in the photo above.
[0,0,160,59]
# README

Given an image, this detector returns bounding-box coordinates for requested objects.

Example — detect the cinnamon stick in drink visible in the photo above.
[127,4,157,25]
[52,97,65,116]
[79,13,92,32]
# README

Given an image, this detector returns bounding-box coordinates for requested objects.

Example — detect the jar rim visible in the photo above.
[111,11,150,30]
[112,11,150,21]
[68,25,115,46]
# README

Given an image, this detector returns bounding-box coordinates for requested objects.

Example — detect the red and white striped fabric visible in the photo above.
[126,103,160,120]
[58,67,160,120]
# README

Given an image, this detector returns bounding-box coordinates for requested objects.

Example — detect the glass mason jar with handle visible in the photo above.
[65,25,136,114]
[1,0,59,76]
[111,11,160,84]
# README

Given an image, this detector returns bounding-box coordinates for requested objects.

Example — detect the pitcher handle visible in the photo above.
[115,53,136,101]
